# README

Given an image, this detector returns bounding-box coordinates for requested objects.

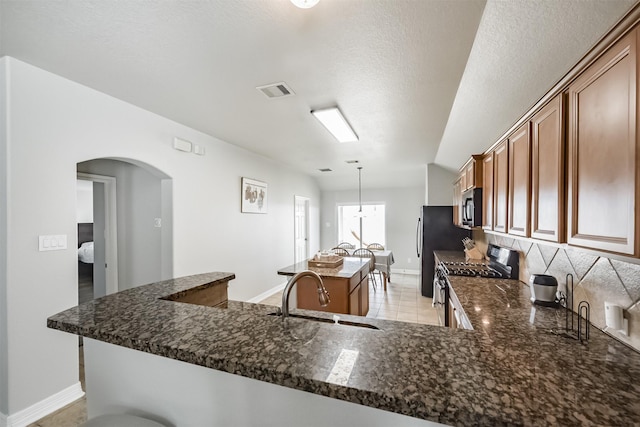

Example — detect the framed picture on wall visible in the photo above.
[241,177,268,214]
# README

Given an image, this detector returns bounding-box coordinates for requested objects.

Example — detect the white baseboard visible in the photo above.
[6,382,84,427]
[390,268,419,276]
[246,281,287,303]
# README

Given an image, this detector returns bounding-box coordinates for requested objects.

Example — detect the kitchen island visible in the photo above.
[48,270,640,426]
[277,257,370,316]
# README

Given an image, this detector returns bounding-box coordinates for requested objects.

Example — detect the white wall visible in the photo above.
[77,159,166,290]
[320,186,424,271]
[425,163,456,206]
[1,57,320,418]
[0,57,9,416]
[75,180,94,223]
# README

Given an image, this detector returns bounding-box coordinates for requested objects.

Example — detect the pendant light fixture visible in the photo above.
[357,166,364,249]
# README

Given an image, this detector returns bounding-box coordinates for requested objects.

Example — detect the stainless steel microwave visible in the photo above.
[462,188,482,228]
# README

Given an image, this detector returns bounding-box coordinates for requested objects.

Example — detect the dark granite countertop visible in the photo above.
[277,257,369,279]
[435,251,640,425]
[48,269,640,426]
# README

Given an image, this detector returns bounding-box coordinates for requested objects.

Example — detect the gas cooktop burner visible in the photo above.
[442,262,504,278]
[443,261,487,267]
[447,268,503,278]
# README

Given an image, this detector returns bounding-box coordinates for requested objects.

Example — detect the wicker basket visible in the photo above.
[308,255,344,269]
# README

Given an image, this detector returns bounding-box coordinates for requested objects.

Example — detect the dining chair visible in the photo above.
[367,243,385,251]
[337,242,355,249]
[331,247,350,257]
[352,248,383,290]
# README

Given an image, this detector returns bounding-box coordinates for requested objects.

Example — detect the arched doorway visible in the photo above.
[76,158,173,297]
[74,157,173,393]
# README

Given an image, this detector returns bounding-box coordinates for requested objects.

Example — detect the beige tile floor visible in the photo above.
[30,274,437,426]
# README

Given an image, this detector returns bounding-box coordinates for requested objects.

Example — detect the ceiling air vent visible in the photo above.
[345,160,359,164]
[319,168,332,172]
[256,82,295,99]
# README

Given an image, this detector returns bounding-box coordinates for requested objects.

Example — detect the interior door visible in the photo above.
[92,181,107,298]
[294,196,309,263]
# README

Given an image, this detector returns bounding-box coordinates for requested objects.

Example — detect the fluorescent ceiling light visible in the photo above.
[311,107,358,143]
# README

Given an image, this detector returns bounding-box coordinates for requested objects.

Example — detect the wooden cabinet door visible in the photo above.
[493,140,509,233]
[460,171,467,192]
[508,122,531,236]
[453,178,462,226]
[531,94,564,242]
[482,153,494,231]
[567,29,638,255]
[465,162,474,190]
[349,284,360,316]
[359,274,369,316]
[298,277,348,314]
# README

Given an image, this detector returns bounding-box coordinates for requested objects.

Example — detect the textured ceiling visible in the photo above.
[436,0,638,170]
[0,0,637,190]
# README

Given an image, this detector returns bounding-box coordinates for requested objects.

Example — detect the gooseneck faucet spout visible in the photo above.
[281,270,330,318]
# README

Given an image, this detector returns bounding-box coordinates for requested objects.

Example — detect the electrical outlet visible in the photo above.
[407,258,411,264]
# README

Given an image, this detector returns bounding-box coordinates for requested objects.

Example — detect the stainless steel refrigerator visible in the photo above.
[416,206,471,297]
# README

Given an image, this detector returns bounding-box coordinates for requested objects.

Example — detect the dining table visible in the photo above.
[344,248,395,291]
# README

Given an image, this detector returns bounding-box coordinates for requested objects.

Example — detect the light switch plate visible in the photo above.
[39,235,67,251]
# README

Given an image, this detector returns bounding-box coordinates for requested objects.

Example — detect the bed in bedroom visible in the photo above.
[78,222,94,303]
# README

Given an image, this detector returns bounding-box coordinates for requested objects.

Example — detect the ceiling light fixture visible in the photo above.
[291,0,319,8]
[311,107,358,143]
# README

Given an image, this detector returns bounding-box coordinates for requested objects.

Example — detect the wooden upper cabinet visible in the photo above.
[465,162,475,190]
[459,156,484,192]
[567,28,638,255]
[482,153,494,231]
[508,122,531,237]
[453,178,462,226]
[493,140,509,233]
[531,94,564,242]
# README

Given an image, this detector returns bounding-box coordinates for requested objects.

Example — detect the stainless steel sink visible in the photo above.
[268,312,380,330]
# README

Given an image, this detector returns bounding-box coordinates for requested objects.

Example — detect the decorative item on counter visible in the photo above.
[551,273,590,344]
[565,273,574,332]
[308,252,344,269]
[462,237,484,260]
[577,301,590,343]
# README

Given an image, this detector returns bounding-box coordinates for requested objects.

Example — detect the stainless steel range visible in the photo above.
[435,244,520,328]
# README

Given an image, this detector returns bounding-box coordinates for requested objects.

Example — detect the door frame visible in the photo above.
[77,172,119,295]
[294,195,310,263]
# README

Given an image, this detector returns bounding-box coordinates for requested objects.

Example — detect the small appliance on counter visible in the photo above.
[529,274,560,306]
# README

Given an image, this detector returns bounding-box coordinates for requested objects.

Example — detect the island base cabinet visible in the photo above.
[297,273,369,316]
[84,339,440,427]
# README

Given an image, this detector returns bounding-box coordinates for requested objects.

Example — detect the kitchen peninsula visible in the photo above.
[48,271,640,426]
[277,257,370,316]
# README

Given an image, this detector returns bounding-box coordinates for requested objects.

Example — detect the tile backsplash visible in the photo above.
[473,230,640,352]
